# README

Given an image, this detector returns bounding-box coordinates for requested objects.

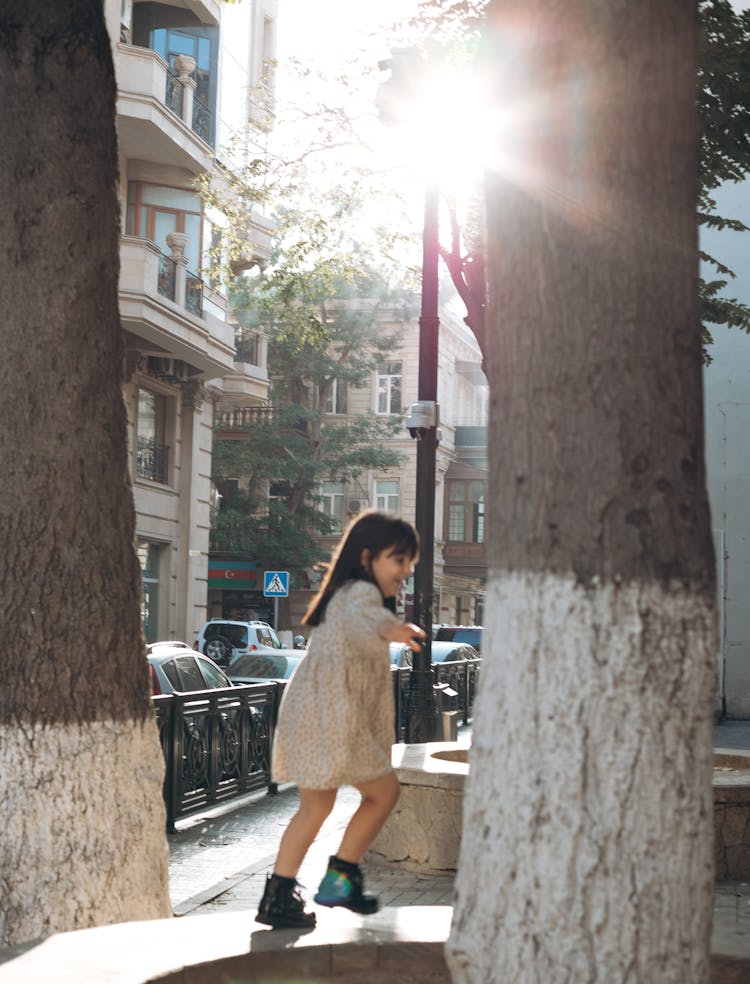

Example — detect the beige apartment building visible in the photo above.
[340,304,489,629]
[210,300,489,633]
[105,0,276,642]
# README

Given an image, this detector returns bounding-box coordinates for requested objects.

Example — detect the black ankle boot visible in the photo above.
[314,855,379,914]
[256,873,317,929]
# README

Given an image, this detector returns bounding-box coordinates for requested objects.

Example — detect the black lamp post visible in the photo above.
[406,182,440,743]
[376,48,441,742]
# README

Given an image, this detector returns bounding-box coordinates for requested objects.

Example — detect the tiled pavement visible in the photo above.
[169,782,454,919]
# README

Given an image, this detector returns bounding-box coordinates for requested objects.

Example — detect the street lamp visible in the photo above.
[377,49,440,742]
[405,182,440,742]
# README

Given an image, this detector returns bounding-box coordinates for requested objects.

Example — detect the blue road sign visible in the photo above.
[263,570,290,597]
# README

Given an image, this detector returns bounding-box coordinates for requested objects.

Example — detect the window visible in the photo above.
[375,479,399,514]
[321,481,345,531]
[323,380,347,415]
[136,388,169,484]
[376,362,402,415]
[148,26,217,144]
[126,182,202,275]
[446,481,485,543]
[200,660,231,689]
[137,541,161,642]
[234,327,260,365]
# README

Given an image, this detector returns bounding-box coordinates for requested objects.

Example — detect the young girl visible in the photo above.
[256,511,425,929]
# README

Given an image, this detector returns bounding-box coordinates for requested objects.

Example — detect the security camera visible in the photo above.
[405,401,438,439]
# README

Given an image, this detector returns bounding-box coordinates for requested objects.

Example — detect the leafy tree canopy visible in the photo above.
[698,0,750,357]
[211,183,417,580]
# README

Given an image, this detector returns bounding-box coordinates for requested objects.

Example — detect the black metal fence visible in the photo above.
[157,658,481,829]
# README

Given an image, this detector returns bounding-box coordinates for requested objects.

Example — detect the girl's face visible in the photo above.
[363,545,417,598]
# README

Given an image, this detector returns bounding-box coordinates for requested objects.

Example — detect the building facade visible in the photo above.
[105,0,276,642]
[304,302,489,634]
[207,299,488,636]
[703,176,750,718]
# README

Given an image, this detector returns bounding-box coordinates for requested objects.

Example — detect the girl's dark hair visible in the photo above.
[302,510,419,627]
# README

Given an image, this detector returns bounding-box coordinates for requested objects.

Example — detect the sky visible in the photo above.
[276,0,420,68]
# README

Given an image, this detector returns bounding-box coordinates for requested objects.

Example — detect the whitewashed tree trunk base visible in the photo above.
[0,719,171,945]
[446,573,716,984]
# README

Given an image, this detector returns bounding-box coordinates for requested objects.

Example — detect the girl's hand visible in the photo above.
[387,622,427,651]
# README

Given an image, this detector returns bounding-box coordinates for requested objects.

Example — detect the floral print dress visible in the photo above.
[271,579,399,789]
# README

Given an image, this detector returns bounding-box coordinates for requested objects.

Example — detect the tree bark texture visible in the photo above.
[447,2,717,982]
[0,1,171,944]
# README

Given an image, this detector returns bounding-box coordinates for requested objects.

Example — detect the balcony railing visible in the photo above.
[154,657,481,828]
[215,406,275,430]
[192,95,212,144]
[165,69,184,117]
[157,253,176,302]
[136,436,170,484]
[209,522,256,556]
[185,271,204,317]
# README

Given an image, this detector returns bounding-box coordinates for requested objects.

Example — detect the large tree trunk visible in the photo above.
[447,2,717,981]
[0,2,171,945]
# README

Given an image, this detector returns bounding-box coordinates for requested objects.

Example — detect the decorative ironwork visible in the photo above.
[154,662,480,829]
[185,271,204,317]
[391,667,412,743]
[157,253,176,301]
[182,715,209,791]
[165,70,184,116]
[248,706,270,772]
[136,436,169,484]
[218,711,241,779]
[192,95,212,144]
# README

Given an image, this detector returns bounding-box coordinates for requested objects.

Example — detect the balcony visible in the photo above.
[442,540,487,580]
[120,236,235,379]
[115,42,213,173]
[229,212,275,273]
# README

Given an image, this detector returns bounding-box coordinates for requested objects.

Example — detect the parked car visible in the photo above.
[228,652,304,683]
[433,625,483,654]
[195,619,298,667]
[429,641,480,663]
[147,645,234,696]
[147,640,193,654]
[389,642,415,669]
[389,641,479,667]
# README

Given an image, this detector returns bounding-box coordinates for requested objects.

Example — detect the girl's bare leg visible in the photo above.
[274,787,337,878]
[336,771,400,863]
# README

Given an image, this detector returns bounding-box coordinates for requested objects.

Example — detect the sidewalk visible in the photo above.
[168,783,454,919]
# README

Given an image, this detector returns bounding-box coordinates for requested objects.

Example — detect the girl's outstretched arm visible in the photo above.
[382,621,426,650]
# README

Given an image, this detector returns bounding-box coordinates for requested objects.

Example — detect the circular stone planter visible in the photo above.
[714,749,750,881]
[368,740,750,884]
[367,739,470,875]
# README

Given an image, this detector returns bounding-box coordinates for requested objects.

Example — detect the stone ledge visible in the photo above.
[1,902,747,983]
[0,906,452,984]
[390,738,470,790]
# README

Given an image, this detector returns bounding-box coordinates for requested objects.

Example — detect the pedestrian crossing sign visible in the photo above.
[263,570,290,597]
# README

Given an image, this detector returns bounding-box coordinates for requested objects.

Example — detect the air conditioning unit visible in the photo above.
[148,357,190,382]
[347,499,361,513]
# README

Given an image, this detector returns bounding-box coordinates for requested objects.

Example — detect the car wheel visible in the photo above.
[205,635,233,666]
